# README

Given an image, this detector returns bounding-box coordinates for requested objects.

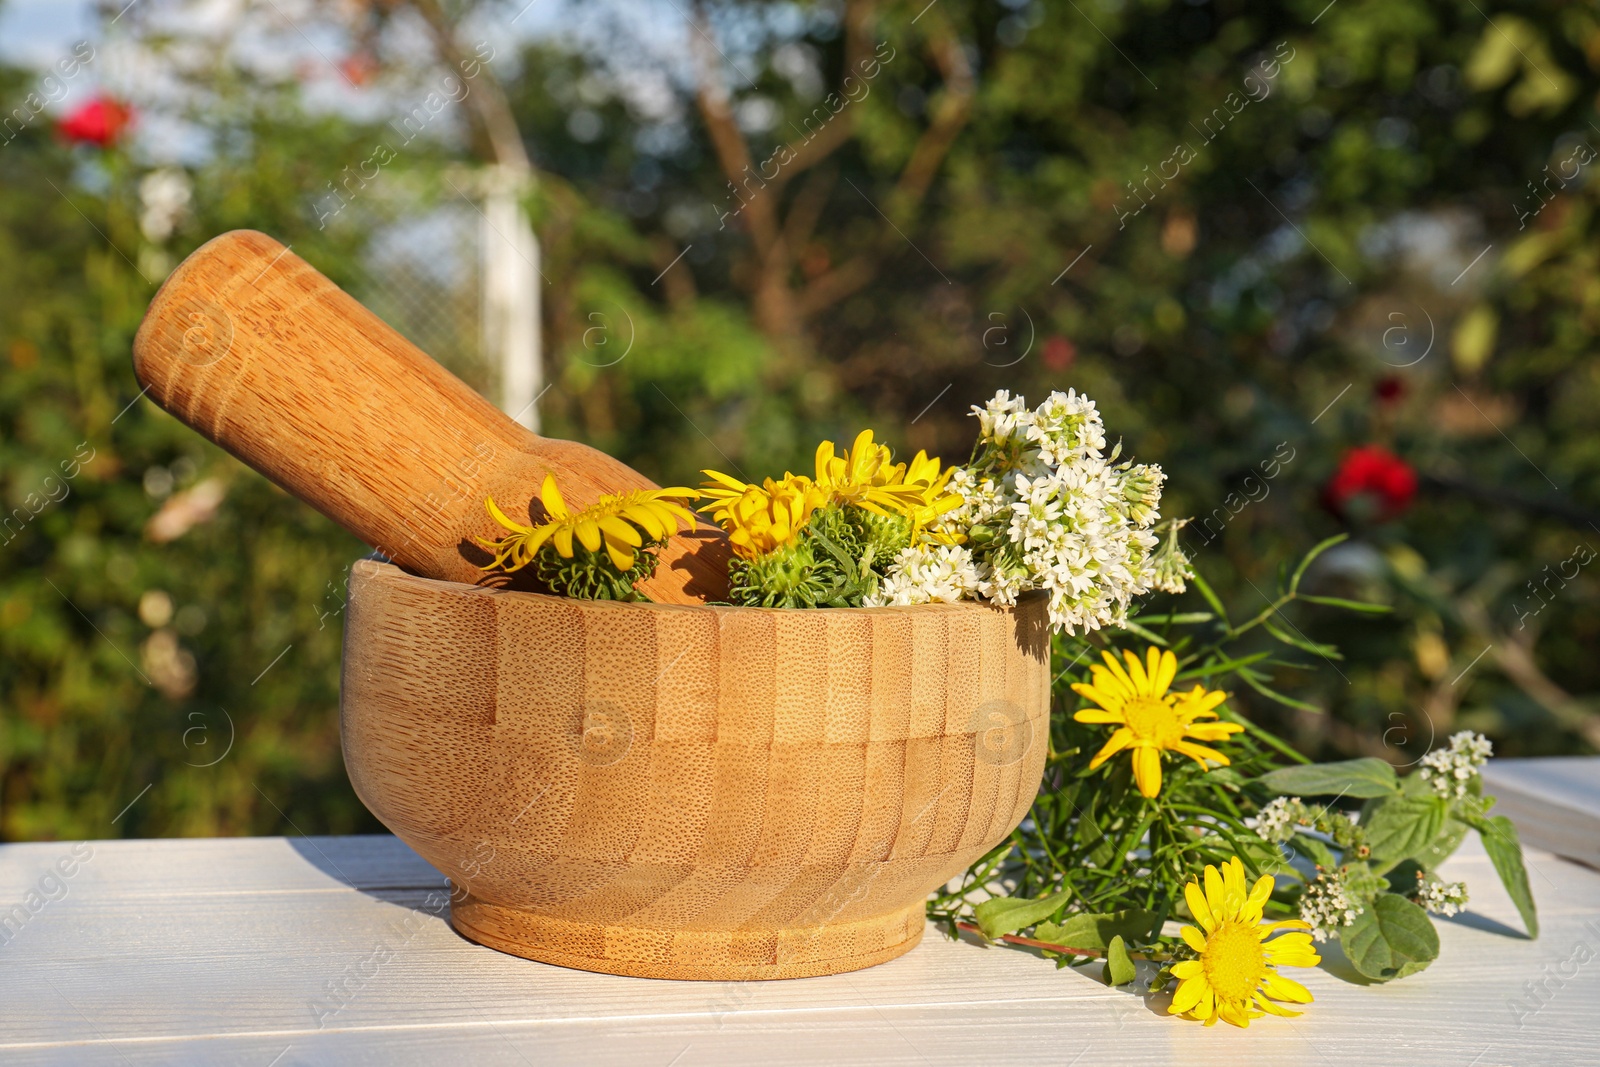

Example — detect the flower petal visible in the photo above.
[519,523,556,560]
[599,516,643,547]
[603,537,635,571]
[1262,972,1314,1003]
[655,500,698,527]
[1169,975,1207,1015]
[620,505,666,540]
[1194,985,1216,1023]
[1151,651,1177,694]
[1204,864,1227,919]
[1173,740,1230,768]
[1098,652,1138,697]
[1132,745,1163,798]
[1185,721,1245,740]
[539,473,568,518]
[1185,880,1216,933]
[1070,682,1127,714]
[575,518,603,553]
[1223,857,1247,906]
[1072,709,1125,724]
[1179,926,1207,954]
[1122,648,1151,693]
[552,526,575,557]
[701,469,749,493]
[1087,728,1134,770]
[1146,646,1166,693]
[485,495,531,534]
[1253,994,1303,1018]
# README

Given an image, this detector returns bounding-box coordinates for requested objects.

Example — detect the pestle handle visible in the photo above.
[131,230,729,603]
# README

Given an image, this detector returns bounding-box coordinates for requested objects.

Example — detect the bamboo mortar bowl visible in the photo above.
[340,559,1051,980]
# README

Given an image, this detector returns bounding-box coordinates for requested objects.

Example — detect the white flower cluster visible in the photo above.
[1418,730,1494,800]
[1415,875,1470,917]
[1299,869,1363,942]
[895,389,1188,635]
[867,543,980,606]
[1252,796,1309,844]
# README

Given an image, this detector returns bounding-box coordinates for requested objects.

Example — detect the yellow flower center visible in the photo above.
[1201,921,1267,1004]
[1121,696,1185,748]
[577,490,649,523]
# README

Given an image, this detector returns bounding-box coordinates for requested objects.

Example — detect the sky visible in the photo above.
[0,0,101,68]
[0,0,608,163]
[0,0,578,72]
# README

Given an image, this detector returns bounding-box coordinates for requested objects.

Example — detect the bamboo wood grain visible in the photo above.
[131,230,730,604]
[340,560,1054,980]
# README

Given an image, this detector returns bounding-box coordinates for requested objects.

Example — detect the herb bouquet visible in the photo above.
[477,389,1537,1024]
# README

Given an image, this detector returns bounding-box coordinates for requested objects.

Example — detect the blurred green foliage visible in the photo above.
[1,0,1596,841]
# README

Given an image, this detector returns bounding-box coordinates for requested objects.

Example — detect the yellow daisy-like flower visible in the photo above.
[893,449,964,543]
[813,429,927,517]
[1071,647,1244,798]
[480,474,697,572]
[1168,856,1321,1027]
[698,472,825,560]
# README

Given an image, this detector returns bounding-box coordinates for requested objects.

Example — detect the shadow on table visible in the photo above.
[1439,909,1528,940]
[286,834,458,927]
[1304,935,1381,986]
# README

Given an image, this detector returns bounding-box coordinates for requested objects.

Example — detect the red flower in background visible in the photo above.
[57,96,133,147]
[1041,334,1076,371]
[1374,375,1405,404]
[338,53,379,87]
[1323,446,1417,521]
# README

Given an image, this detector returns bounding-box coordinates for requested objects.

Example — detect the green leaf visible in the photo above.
[1258,758,1400,799]
[1137,612,1215,626]
[1384,859,1427,895]
[1189,569,1230,627]
[1341,861,1390,902]
[1176,650,1271,680]
[1035,908,1158,952]
[1362,794,1449,869]
[1340,893,1440,981]
[1219,704,1311,765]
[1475,814,1539,938]
[1237,668,1323,712]
[1290,534,1348,594]
[1289,832,1337,870]
[1298,594,1393,614]
[1103,935,1137,986]
[1262,617,1343,659]
[1413,813,1470,872]
[973,885,1073,940]
[1119,619,1170,647]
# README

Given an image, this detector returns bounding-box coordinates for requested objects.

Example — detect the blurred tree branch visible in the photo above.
[689,0,974,343]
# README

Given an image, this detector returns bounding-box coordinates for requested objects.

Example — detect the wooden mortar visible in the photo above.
[341,560,1052,980]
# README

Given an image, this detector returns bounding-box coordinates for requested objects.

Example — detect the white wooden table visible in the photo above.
[3,759,1596,1066]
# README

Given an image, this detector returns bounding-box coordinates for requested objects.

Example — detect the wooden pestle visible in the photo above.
[131,230,730,604]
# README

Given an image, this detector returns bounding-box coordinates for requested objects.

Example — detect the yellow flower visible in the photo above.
[1071,647,1243,798]
[699,432,964,555]
[893,449,964,543]
[698,472,824,560]
[1168,856,1321,1027]
[813,429,926,517]
[480,474,697,572]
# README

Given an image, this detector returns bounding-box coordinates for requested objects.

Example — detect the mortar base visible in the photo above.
[450,893,927,980]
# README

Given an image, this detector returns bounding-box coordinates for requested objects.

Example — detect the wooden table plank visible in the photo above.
[1,774,1596,1065]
